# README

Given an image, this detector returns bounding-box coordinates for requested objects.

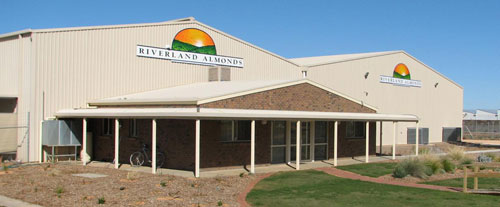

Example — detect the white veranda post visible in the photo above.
[296,121,301,170]
[415,122,419,156]
[114,119,120,169]
[365,121,370,163]
[392,121,397,160]
[152,119,157,174]
[82,118,87,166]
[334,121,338,166]
[250,120,255,174]
[195,120,200,178]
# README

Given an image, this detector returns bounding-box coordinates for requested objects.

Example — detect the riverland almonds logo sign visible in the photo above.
[380,63,422,87]
[137,28,244,68]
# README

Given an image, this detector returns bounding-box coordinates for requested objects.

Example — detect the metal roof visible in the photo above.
[88,79,378,110]
[55,107,418,122]
[289,51,400,66]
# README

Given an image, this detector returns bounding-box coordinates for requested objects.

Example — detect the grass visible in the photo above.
[421,177,500,190]
[336,162,397,177]
[246,170,500,207]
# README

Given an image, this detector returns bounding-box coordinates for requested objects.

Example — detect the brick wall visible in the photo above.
[89,119,270,170]
[201,83,375,113]
[327,121,376,158]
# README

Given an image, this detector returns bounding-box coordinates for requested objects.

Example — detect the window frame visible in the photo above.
[129,119,138,138]
[346,121,366,139]
[102,118,113,136]
[220,120,251,142]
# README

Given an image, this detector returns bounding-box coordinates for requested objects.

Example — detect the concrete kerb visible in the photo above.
[0,195,42,207]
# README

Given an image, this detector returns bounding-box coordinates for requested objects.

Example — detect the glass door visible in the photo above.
[271,121,286,163]
[314,121,328,160]
[290,121,311,161]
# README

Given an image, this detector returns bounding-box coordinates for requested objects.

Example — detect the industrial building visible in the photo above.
[0,17,462,176]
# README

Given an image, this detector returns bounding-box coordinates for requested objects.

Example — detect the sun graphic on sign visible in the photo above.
[393,63,411,80]
[172,28,216,55]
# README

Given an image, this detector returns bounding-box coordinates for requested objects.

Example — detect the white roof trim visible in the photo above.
[197,79,378,111]
[55,107,418,122]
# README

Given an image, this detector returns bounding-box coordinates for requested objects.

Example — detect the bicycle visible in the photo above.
[129,144,165,168]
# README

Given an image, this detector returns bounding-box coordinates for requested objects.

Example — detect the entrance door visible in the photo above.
[271,121,287,163]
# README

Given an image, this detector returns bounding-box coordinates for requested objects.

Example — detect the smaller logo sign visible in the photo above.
[380,63,422,87]
[137,28,244,68]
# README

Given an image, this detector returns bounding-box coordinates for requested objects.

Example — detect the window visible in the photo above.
[346,121,365,138]
[102,119,113,136]
[220,120,251,142]
[129,119,138,137]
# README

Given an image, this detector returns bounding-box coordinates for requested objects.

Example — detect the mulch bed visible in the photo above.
[0,162,256,207]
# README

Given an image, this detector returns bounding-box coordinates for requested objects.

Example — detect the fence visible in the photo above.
[463,120,500,140]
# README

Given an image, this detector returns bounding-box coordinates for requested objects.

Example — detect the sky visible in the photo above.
[1,0,499,109]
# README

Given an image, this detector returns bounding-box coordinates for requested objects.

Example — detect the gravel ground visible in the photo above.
[0,162,256,207]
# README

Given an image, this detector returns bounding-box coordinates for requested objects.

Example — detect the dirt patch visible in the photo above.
[0,163,256,207]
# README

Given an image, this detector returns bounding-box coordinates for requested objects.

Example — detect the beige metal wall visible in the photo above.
[17,21,301,161]
[0,36,20,97]
[307,52,463,144]
[0,113,17,153]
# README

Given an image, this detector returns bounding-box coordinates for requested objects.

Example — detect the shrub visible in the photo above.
[393,164,408,178]
[495,157,500,162]
[446,146,466,161]
[160,181,166,187]
[441,158,455,173]
[460,157,474,169]
[2,164,7,172]
[485,153,497,160]
[98,197,106,204]
[393,158,428,179]
[218,201,223,206]
[424,159,442,175]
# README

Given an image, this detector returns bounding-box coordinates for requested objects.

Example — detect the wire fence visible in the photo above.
[463,120,500,140]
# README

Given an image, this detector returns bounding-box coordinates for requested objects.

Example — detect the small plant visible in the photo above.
[446,146,466,161]
[239,172,245,177]
[98,197,106,204]
[441,158,455,173]
[460,157,474,169]
[393,164,407,178]
[55,186,64,198]
[485,153,497,160]
[160,181,166,187]
[34,187,38,192]
[218,200,223,206]
[2,163,7,171]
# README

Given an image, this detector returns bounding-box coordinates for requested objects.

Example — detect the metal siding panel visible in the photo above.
[308,53,462,145]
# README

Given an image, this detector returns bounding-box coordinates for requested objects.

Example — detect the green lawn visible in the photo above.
[246,170,500,207]
[336,162,397,177]
[421,177,500,190]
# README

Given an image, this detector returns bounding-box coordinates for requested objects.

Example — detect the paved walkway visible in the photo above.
[316,167,461,192]
[0,195,41,207]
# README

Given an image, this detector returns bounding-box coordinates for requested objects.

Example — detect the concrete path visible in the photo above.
[316,167,461,192]
[0,195,42,207]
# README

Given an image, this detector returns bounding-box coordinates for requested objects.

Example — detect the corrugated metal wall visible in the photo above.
[307,53,463,144]
[0,36,19,96]
[16,21,302,161]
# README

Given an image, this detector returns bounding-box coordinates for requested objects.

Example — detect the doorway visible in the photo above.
[271,121,328,164]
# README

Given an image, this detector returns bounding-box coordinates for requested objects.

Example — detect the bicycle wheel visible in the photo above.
[130,152,145,167]
[156,152,165,168]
